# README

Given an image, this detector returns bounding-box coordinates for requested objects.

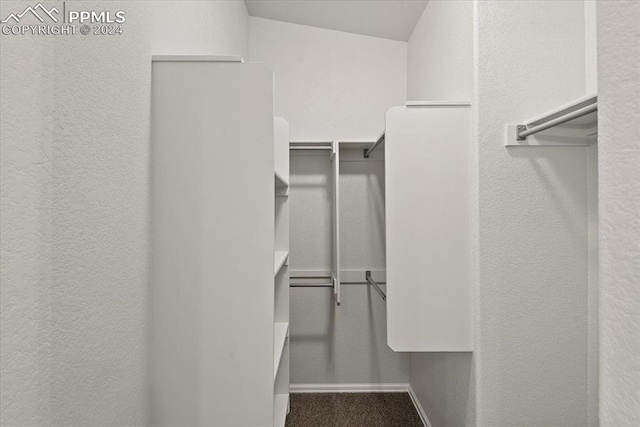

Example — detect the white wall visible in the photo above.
[249,16,406,141]
[0,1,248,425]
[248,17,409,386]
[475,1,591,425]
[597,1,640,426]
[407,0,474,101]
[405,1,476,426]
[584,0,598,94]
[587,140,599,427]
[585,2,600,426]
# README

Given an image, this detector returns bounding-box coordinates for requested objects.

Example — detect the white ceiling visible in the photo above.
[244,0,429,42]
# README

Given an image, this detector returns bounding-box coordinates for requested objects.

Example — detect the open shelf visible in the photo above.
[273,117,290,426]
[275,171,289,188]
[274,393,289,427]
[274,251,289,276]
[273,322,289,379]
[152,55,244,63]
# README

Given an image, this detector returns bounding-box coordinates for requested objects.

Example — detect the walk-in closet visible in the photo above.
[3,1,638,427]
[149,2,604,426]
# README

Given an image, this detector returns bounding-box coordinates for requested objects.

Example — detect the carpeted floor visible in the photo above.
[284,393,424,427]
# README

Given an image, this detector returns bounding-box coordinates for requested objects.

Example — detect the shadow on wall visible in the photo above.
[289,149,409,385]
[412,352,475,427]
[291,291,337,371]
[506,146,590,246]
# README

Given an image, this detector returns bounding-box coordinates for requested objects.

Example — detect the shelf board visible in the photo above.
[151,55,243,62]
[406,100,471,107]
[275,171,289,188]
[274,322,289,379]
[274,393,289,427]
[274,251,289,276]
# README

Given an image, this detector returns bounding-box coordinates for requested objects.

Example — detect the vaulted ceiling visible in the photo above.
[244,0,429,41]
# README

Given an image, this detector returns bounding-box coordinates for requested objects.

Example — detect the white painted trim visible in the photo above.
[406,100,472,107]
[408,385,433,427]
[290,383,409,393]
[289,140,335,144]
[151,55,244,62]
[338,140,377,144]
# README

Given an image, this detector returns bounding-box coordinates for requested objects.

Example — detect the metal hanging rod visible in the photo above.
[363,133,385,158]
[290,282,388,287]
[290,275,332,289]
[365,270,386,302]
[517,100,598,140]
[290,274,387,287]
[290,283,334,288]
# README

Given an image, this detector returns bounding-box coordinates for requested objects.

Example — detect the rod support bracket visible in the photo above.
[516,125,527,140]
[365,270,387,302]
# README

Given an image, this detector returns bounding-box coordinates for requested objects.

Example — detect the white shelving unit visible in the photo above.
[273,394,289,427]
[275,171,289,189]
[273,322,289,378]
[274,251,289,276]
[151,57,289,426]
[385,102,473,352]
[273,117,290,426]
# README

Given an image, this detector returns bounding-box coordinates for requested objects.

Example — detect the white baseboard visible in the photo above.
[290,383,409,393]
[408,384,432,427]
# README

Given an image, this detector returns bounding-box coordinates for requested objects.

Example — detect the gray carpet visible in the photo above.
[284,393,424,427]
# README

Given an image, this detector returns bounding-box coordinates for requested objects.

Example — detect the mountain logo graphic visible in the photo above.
[1,3,59,24]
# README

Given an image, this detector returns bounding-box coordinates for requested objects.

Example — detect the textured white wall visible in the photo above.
[248,17,409,385]
[405,2,477,426]
[597,1,640,426]
[407,0,473,101]
[0,1,248,425]
[476,1,591,425]
[587,141,599,427]
[585,2,599,426]
[584,0,598,94]
[248,17,406,141]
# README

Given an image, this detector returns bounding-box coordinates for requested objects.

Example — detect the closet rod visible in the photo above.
[290,282,387,287]
[290,275,332,289]
[363,133,385,158]
[365,270,386,302]
[290,283,333,288]
[290,275,387,287]
[517,103,597,140]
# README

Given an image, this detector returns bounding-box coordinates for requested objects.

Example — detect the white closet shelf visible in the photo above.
[274,251,289,276]
[274,393,289,427]
[151,55,244,62]
[275,171,289,188]
[406,100,472,107]
[274,322,289,379]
